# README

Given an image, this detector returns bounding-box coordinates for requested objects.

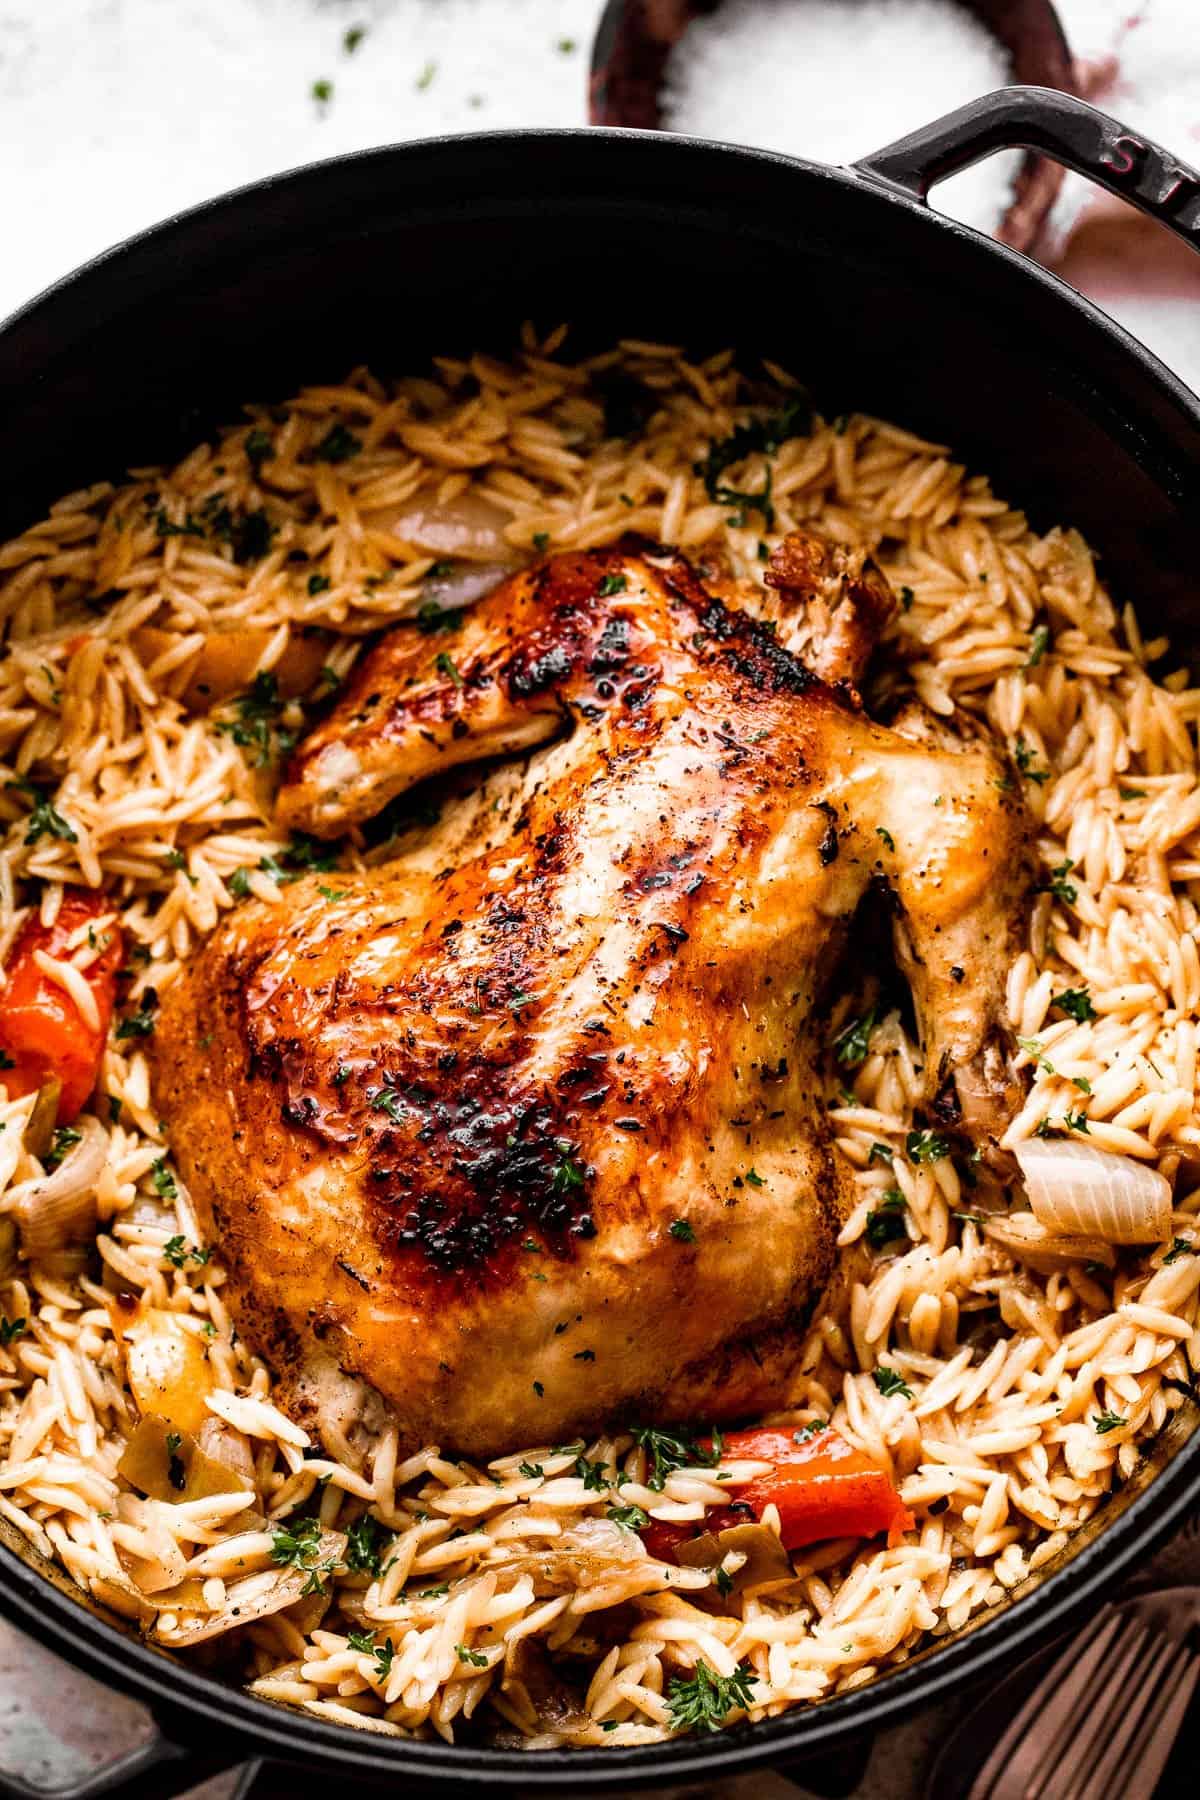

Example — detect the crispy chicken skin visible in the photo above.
[152,533,1034,1455]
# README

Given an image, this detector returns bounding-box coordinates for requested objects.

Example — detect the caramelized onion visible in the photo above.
[366,485,514,559]
[983,1211,1116,1276]
[13,1113,106,1262]
[151,1528,346,1645]
[111,1297,216,1433]
[674,1521,792,1589]
[118,1414,255,1506]
[1015,1139,1172,1245]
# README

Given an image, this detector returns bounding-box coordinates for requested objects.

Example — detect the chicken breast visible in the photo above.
[151,534,1034,1456]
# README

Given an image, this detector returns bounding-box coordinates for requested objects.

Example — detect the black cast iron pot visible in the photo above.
[2,84,1200,1799]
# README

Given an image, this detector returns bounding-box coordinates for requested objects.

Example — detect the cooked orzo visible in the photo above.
[0,326,1197,1747]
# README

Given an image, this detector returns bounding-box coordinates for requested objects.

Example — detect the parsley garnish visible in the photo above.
[598,573,627,597]
[314,424,361,465]
[1064,1109,1091,1134]
[832,1006,876,1069]
[744,1168,766,1188]
[532,531,550,552]
[307,573,331,596]
[44,1125,82,1170]
[434,651,463,687]
[865,1192,907,1249]
[244,428,272,473]
[371,1087,406,1124]
[116,989,159,1040]
[665,1659,757,1734]
[6,777,77,847]
[162,1235,210,1270]
[1164,1238,1196,1265]
[1048,859,1078,904]
[0,1318,26,1347]
[1017,1036,1056,1076]
[270,1515,336,1594]
[1013,737,1049,783]
[343,25,367,53]
[607,1503,649,1530]
[228,867,251,899]
[695,397,810,524]
[345,1513,388,1576]
[1026,624,1050,667]
[629,1424,722,1491]
[574,1454,611,1492]
[347,1628,395,1679]
[416,60,437,90]
[872,1366,913,1400]
[456,1644,489,1668]
[214,672,293,768]
[876,826,895,852]
[311,78,334,105]
[905,1130,950,1165]
[150,1158,178,1199]
[1093,1410,1124,1434]
[1053,988,1097,1022]
[416,601,463,635]
[669,1219,696,1243]
[517,1460,544,1479]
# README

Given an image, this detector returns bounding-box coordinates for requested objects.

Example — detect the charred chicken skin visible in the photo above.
[152,533,1034,1456]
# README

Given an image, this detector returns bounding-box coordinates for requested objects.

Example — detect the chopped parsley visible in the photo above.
[744,1168,766,1188]
[1017,1037,1056,1076]
[311,78,334,105]
[343,25,367,53]
[1048,859,1078,904]
[899,585,914,611]
[876,826,895,852]
[345,1513,388,1577]
[1093,1410,1124,1435]
[669,1219,696,1243]
[116,989,159,1040]
[270,1515,336,1594]
[905,1129,950,1165]
[214,672,294,768]
[44,1125,82,1170]
[832,1006,876,1069]
[307,573,331,596]
[1064,1110,1091,1134]
[313,423,361,464]
[607,1503,649,1530]
[865,1192,907,1249]
[244,428,272,473]
[574,1454,611,1492]
[665,1659,757,1734]
[1164,1238,1197,1265]
[228,867,251,900]
[416,601,463,635]
[532,531,550,553]
[550,1145,586,1192]
[347,1629,395,1680]
[872,1365,913,1400]
[434,651,463,688]
[150,1157,178,1199]
[869,1142,895,1165]
[371,1087,407,1124]
[1053,987,1097,1023]
[598,573,627,597]
[1013,738,1049,783]
[0,1318,26,1347]
[517,1461,544,1479]
[629,1424,722,1491]
[1026,624,1050,668]
[456,1644,489,1669]
[695,396,810,526]
[6,777,77,847]
[1119,786,1147,801]
[162,1235,210,1270]
[416,60,437,90]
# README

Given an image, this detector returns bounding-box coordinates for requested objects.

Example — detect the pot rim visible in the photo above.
[2,119,1199,1785]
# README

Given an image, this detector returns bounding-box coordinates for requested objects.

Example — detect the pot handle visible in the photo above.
[854,84,1200,257]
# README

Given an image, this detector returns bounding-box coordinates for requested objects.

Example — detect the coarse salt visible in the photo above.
[662,0,1021,234]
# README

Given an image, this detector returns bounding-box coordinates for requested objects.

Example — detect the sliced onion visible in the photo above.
[152,1528,346,1645]
[1014,1139,1172,1245]
[13,1113,106,1261]
[674,1521,792,1589]
[983,1212,1116,1276]
[111,1297,216,1433]
[365,485,514,558]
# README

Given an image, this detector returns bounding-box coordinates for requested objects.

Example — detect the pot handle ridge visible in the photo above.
[854,84,1200,257]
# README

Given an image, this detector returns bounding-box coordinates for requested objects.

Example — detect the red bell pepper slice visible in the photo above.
[0,889,123,1121]
[719,1425,913,1551]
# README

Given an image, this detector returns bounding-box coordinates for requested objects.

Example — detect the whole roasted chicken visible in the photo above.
[153,532,1033,1455]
